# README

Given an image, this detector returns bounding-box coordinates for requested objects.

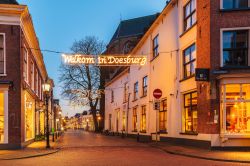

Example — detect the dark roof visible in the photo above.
[109,13,159,43]
[0,0,18,4]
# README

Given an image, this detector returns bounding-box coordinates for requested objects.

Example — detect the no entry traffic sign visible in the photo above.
[153,89,162,99]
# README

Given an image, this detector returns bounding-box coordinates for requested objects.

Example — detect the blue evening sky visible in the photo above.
[17,0,166,117]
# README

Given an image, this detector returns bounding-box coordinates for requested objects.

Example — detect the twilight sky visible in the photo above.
[17,0,166,117]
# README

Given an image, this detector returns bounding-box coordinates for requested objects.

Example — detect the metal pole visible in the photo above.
[126,93,130,136]
[46,95,50,148]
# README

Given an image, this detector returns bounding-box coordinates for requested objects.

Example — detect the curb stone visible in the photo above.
[151,145,250,164]
[0,148,61,160]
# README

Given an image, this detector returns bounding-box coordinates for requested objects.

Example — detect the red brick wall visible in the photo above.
[196,0,250,134]
[196,0,219,134]
[0,25,22,145]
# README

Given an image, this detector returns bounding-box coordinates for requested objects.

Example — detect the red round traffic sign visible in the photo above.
[153,89,162,99]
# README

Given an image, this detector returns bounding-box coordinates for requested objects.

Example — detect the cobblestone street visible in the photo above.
[1,130,250,166]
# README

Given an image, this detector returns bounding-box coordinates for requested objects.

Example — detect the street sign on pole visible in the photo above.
[153,89,162,99]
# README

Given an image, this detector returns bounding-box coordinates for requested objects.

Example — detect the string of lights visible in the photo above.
[23,46,179,56]
[23,46,178,92]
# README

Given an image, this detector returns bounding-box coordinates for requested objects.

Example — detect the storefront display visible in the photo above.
[0,92,4,143]
[25,93,35,141]
[221,84,250,134]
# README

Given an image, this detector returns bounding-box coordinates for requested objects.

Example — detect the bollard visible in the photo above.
[137,133,140,142]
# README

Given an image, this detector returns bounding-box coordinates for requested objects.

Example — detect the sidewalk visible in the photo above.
[0,136,61,160]
[151,142,250,163]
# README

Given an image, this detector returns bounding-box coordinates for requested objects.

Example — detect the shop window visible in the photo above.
[25,93,35,140]
[109,114,112,130]
[132,107,137,131]
[223,30,249,67]
[221,84,250,134]
[142,76,148,97]
[0,92,4,143]
[183,92,198,133]
[140,106,146,132]
[122,111,126,131]
[134,82,139,100]
[184,0,196,31]
[222,0,249,9]
[0,34,5,75]
[183,44,196,78]
[153,35,159,58]
[116,109,120,132]
[159,99,167,132]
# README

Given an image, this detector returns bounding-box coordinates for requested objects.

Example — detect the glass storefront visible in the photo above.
[25,93,35,140]
[0,92,4,143]
[221,84,250,134]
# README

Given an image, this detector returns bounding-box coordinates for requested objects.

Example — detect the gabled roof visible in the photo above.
[109,13,159,44]
[0,0,18,4]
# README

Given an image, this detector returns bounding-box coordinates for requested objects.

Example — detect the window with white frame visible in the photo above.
[184,0,196,31]
[221,84,250,134]
[31,61,34,90]
[183,44,196,78]
[36,69,39,95]
[134,82,139,100]
[24,48,28,82]
[222,29,249,67]
[111,90,114,103]
[140,105,146,132]
[152,35,159,58]
[0,34,5,75]
[132,107,137,131]
[222,0,250,9]
[0,91,8,143]
[123,83,129,102]
[142,76,148,97]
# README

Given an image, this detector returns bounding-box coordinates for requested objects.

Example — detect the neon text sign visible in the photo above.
[62,54,147,66]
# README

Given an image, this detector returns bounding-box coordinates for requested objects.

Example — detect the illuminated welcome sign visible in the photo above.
[62,54,147,66]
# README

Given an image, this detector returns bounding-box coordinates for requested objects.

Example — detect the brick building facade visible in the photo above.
[0,2,52,149]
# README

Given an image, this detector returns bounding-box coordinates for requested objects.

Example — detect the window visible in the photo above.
[140,106,146,132]
[183,44,196,78]
[0,92,5,143]
[122,111,126,131]
[116,109,120,132]
[184,0,196,31]
[35,69,39,95]
[31,61,34,90]
[134,82,139,100]
[223,30,248,67]
[0,34,5,75]
[132,107,138,131]
[123,83,129,102]
[24,48,28,82]
[159,100,167,132]
[142,76,148,96]
[221,84,250,134]
[223,0,249,9]
[153,35,159,58]
[183,92,198,133]
[109,114,112,130]
[111,90,114,103]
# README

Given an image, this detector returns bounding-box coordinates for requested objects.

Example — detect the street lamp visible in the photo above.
[42,82,51,149]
